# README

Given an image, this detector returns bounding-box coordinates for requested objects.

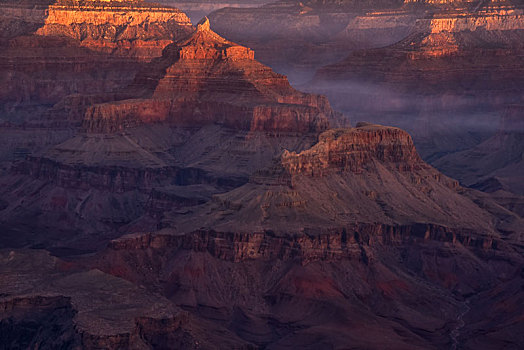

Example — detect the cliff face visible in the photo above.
[78,119,524,349]
[2,3,524,348]
[0,249,249,349]
[1,0,193,47]
[86,217,523,349]
[281,124,423,175]
[0,0,194,129]
[106,224,501,264]
[0,1,198,240]
[167,123,511,235]
[202,0,442,82]
[307,2,523,177]
[203,0,523,178]
[312,4,523,93]
[0,17,344,247]
[16,156,178,192]
[3,115,524,349]
[34,0,193,59]
[204,0,522,86]
[82,17,343,133]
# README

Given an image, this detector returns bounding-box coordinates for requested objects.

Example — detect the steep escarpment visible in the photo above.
[0,0,194,166]
[1,3,523,349]
[34,0,193,58]
[313,4,523,92]
[82,17,343,133]
[0,0,193,131]
[207,1,420,82]
[309,2,523,164]
[0,18,344,251]
[281,123,423,175]
[0,125,186,250]
[0,0,193,53]
[0,249,249,349]
[167,123,509,235]
[76,119,524,349]
[88,205,523,349]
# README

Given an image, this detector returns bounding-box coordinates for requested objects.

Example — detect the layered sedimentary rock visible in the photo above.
[1,3,523,349]
[82,17,342,133]
[308,0,523,167]
[207,0,515,81]
[0,0,193,131]
[0,1,198,243]
[88,225,522,349]
[313,4,524,94]
[207,0,421,82]
[0,125,185,251]
[83,122,524,349]
[0,249,249,349]
[435,105,524,194]
[206,0,523,171]
[166,123,514,234]
[3,114,523,349]
[0,0,193,56]
[0,17,344,251]
[281,123,423,174]
[34,0,193,58]
[0,0,194,166]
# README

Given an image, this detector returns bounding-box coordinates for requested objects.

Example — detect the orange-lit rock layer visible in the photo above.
[83,17,343,133]
[0,0,193,123]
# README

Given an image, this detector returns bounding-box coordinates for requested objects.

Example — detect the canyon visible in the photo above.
[0,0,522,349]
[207,0,524,195]
[0,0,194,170]
[2,118,523,348]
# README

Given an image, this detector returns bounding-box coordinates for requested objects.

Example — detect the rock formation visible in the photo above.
[0,0,193,115]
[0,16,345,252]
[164,123,510,234]
[0,249,249,348]
[205,0,523,173]
[0,0,194,168]
[82,17,343,133]
[34,0,193,58]
[307,0,523,179]
[85,221,523,349]
[81,123,524,349]
[1,2,523,349]
[207,0,508,82]
[2,115,523,348]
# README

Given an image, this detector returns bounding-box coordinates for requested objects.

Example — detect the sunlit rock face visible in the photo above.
[0,16,345,251]
[34,0,193,59]
[281,124,424,175]
[0,0,194,171]
[305,0,523,185]
[0,0,193,125]
[206,0,522,167]
[205,0,520,83]
[0,2,523,350]
[82,17,343,133]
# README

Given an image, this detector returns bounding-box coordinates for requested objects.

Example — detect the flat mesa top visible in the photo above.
[4,0,187,11]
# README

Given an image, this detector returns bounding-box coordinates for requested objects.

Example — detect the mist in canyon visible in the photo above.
[0,0,523,349]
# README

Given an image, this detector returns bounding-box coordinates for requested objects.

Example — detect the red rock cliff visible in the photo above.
[82,17,344,134]
[281,122,424,176]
